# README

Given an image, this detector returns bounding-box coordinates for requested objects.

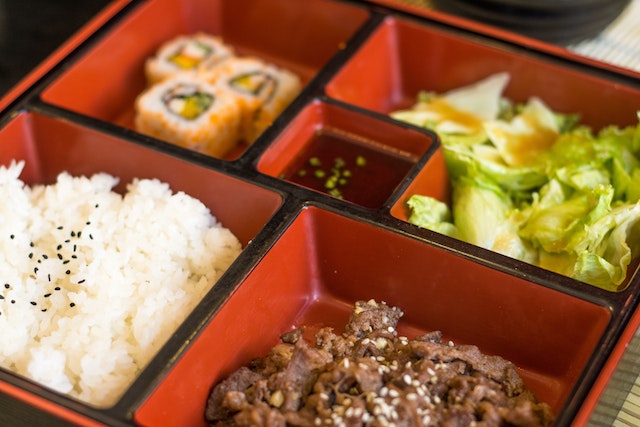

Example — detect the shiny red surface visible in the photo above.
[390,146,450,221]
[326,16,640,130]
[0,381,105,427]
[258,99,437,208]
[135,206,610,426]
[40,0,370,159]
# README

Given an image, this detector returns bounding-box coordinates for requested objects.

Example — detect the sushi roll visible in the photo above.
[205,57,302,143]
[134,72,243,158]
[145,33,234,85]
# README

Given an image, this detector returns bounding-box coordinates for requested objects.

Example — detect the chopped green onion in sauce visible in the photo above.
[284,129,417,208]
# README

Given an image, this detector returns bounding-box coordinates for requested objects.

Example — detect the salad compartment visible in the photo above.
[323,15,640,292]
[257,98,440,209]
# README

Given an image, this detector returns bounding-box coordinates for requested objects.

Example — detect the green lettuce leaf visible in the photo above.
[406,195,459,238]
[541,201,640,290]
[451,175,537,263]
[390,72,510,147]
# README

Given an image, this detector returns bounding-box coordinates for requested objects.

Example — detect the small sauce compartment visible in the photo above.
[135,206,610,426]
[40,0,371,159]
[258,99,438,208]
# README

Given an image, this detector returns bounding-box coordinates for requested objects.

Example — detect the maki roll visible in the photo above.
[134,72,242,158]
[135,33,303,157]
[145,33,234,84]
[206,57,302,143]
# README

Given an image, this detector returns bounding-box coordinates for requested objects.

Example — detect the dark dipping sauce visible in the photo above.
[283,128,418,208]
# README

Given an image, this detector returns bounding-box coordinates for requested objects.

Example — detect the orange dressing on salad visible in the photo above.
[426,98,485,134]
[493,116,558,166]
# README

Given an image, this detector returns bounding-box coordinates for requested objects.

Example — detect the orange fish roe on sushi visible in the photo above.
[134,72,242,158]
[144,33,234,85]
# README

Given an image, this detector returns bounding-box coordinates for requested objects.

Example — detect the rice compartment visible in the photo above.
[0,161,242,407]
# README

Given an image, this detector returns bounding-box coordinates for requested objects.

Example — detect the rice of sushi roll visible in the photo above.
[144,33,234,85]
[134,72,242,158]
[205,57,302,143]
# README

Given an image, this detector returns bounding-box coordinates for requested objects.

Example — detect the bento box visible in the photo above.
[0,0,639,425]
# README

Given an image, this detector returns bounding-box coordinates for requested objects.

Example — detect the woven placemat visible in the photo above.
[587,325,640,426]
[568,0,640,74]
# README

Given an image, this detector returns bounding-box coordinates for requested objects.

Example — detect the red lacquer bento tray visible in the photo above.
[0,0,639,426]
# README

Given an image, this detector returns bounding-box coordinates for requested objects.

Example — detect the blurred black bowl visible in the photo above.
[430,0,631,45]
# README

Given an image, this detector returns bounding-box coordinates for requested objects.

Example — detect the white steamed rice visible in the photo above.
[0,161,242,407]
